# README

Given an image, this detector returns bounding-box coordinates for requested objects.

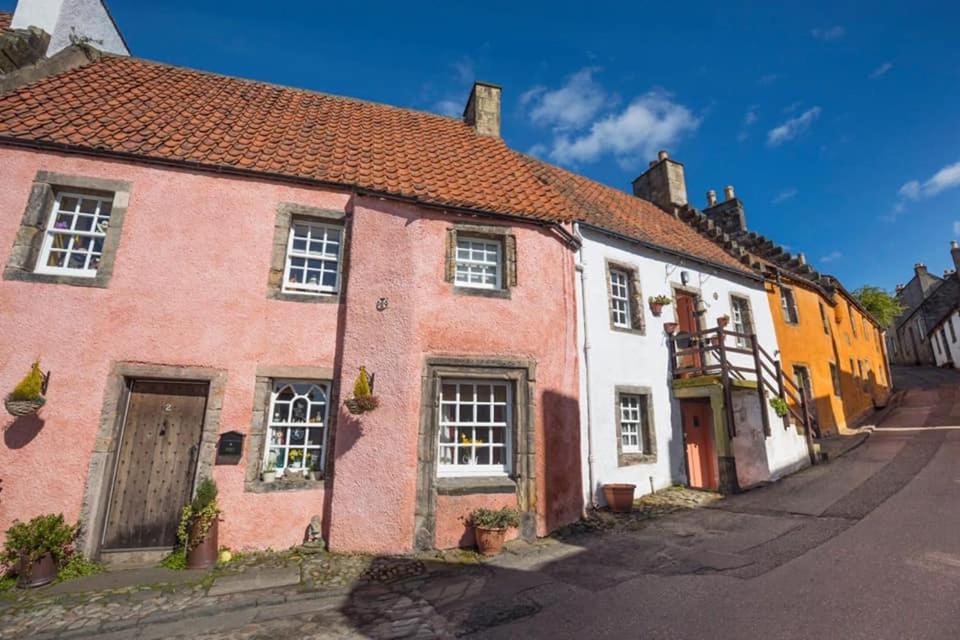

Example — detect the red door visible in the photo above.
[676,291,701,371]
[682,400,717,490]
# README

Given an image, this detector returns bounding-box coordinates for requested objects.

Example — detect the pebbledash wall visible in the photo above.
[0,146,582,555]
[575,225,809,506]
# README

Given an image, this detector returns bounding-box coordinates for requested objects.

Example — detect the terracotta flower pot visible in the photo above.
[650,302,664,317]
[186,517,219,570]
[474,526,507,556]
[17,551,57,588]
[717,316,730,329]
[602,483,637,513]
[663,322,679,335]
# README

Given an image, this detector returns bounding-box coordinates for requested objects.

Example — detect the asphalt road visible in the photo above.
[480,366,960,640]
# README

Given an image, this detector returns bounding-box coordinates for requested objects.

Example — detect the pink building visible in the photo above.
[0,55,584,559]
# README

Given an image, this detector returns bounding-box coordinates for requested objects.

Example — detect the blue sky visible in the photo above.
[12,1,960,290]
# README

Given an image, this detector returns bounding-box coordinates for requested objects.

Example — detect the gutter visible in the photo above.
[573,222,597,511]
[0,136,581,250]
[578,222,763,283]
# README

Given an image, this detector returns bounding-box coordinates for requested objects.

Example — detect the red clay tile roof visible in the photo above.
[0,11,11,31]
[519,156,754,275]
[0,54,752,275]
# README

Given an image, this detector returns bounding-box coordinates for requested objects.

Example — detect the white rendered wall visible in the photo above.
[933,311,960,369]
[12,0,128,56]
[577,226,808,506]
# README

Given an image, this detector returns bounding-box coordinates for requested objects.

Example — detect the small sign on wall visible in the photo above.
[216,431,244,465]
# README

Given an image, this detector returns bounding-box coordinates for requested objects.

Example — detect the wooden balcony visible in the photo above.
[668,325,820,464]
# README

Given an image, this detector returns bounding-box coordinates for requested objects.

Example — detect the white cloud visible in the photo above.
[772,188,798,204]
[527,143,548,158]
[870,62,893,79]
[432,99,462,117]
[743,107,758,126]
[759,73,779,85]
[899,161,960,200]
[452,58,474,84]
[811,26,846,41]
[954,221,960,236]
[767,107,822,146]
[524,68,608,131]
[547,90,700,167]
[820,250,843,264]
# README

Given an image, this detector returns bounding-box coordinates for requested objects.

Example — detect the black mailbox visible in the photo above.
[216,431,244,465]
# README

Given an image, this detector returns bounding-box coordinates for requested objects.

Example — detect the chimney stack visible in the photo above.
[463,81,502,137]
[951,240,960,273]
[895,284,905,295]
[724,185,736,201]
[798,252,806,265]
[706,190,717,207]
[631,151,687,212]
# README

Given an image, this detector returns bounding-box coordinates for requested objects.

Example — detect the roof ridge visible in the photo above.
[95,54,471,126]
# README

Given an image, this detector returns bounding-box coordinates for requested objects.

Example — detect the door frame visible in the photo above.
[79,362,227,559]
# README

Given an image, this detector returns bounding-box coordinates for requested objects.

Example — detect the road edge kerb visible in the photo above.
[32,586,352,640]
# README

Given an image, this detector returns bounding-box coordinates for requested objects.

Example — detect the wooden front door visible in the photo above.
[682,400,717,490]
[102,381,208,550]
[676,291,701,371]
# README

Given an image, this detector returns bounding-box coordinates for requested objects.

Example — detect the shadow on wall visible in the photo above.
[3,413,45,449]
[541,391,583,531]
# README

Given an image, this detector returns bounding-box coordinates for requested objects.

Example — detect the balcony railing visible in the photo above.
[668,326,820,464]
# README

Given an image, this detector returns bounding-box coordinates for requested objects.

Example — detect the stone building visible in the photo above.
[891,243,960,366]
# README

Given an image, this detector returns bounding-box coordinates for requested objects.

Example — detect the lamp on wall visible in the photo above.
[695,297,707,317]
[681,271,691,286]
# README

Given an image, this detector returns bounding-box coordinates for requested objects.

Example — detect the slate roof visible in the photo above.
[0,53,751,275]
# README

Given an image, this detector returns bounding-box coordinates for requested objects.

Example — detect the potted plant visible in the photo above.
[649,295,673,317]
[469,507,520,556]
[177,477,221,570]
[2,514,77,588]
[769,397,790,418]
[344,366,380,415]
[602,483,637,513]
[4,360,47,417]
[717,314,731,329]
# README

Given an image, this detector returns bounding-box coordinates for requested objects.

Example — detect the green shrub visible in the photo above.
[2,514,77,565]
[469,507,520,529]
[191,477,218,512]
[160,549,187,570]
[353,366,372,398]
[769,397,790,418]
[649,295,673,306]
[57,555,103,582]
[10,361,43,401]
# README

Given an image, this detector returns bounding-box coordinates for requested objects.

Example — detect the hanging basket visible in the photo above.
[4,395,45,418]
[345,395,380,415]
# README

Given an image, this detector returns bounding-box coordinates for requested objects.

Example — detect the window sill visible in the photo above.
[453,286,511,299]
[609,324,645,336]
[3,267,110,288]
[618,453,657,467]
[436,475,517,496]
[244,477,324,493]
[267,290,341,304]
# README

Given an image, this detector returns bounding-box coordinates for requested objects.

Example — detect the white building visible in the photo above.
[10,0,128,57]
[559,154,811,506]
[930,307,960,369]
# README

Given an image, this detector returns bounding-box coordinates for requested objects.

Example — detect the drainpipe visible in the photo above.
[574,223,597,511]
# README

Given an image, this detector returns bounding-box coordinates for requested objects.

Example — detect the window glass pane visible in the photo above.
[46,251,66,267]
[60,196,79,211]
[438,380,511,476]
[266,382,328,475]
[78,198,98,214]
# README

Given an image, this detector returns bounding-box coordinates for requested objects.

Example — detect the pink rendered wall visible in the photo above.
[0,147,583,556]
[326,196,582,553]
[0,148,346,551]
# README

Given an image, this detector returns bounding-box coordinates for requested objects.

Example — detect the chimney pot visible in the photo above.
[706,190,717,207]
[951,241,960,272]
[798,252,806,265]
[463,81,502,137]
[658,150,669,161]
[724,185,736,201]
[952,241,959,249]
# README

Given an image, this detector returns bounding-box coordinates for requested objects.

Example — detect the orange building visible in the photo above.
[678,188,891,436]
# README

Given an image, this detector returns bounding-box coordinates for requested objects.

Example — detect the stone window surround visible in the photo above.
[444,222,517,299]
[414,356,537,551]
[614,385,657,466]
[267,203,348,303]
[604,258,646,335]
[728,293,756,347]
[244,365,336,493]
[779,286,800,325]
[78,362,227,559]
[3,170,131,288]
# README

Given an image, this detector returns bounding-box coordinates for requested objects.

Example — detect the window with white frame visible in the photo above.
[454,236,502,289]
[730,295,754,347]
[35,192,112,277]
[438,380,511,476]
[264,381,329,475]
[619,394,645,453]
[282,221,342,295]
[780,287,799,324]
[609,268,632,328]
